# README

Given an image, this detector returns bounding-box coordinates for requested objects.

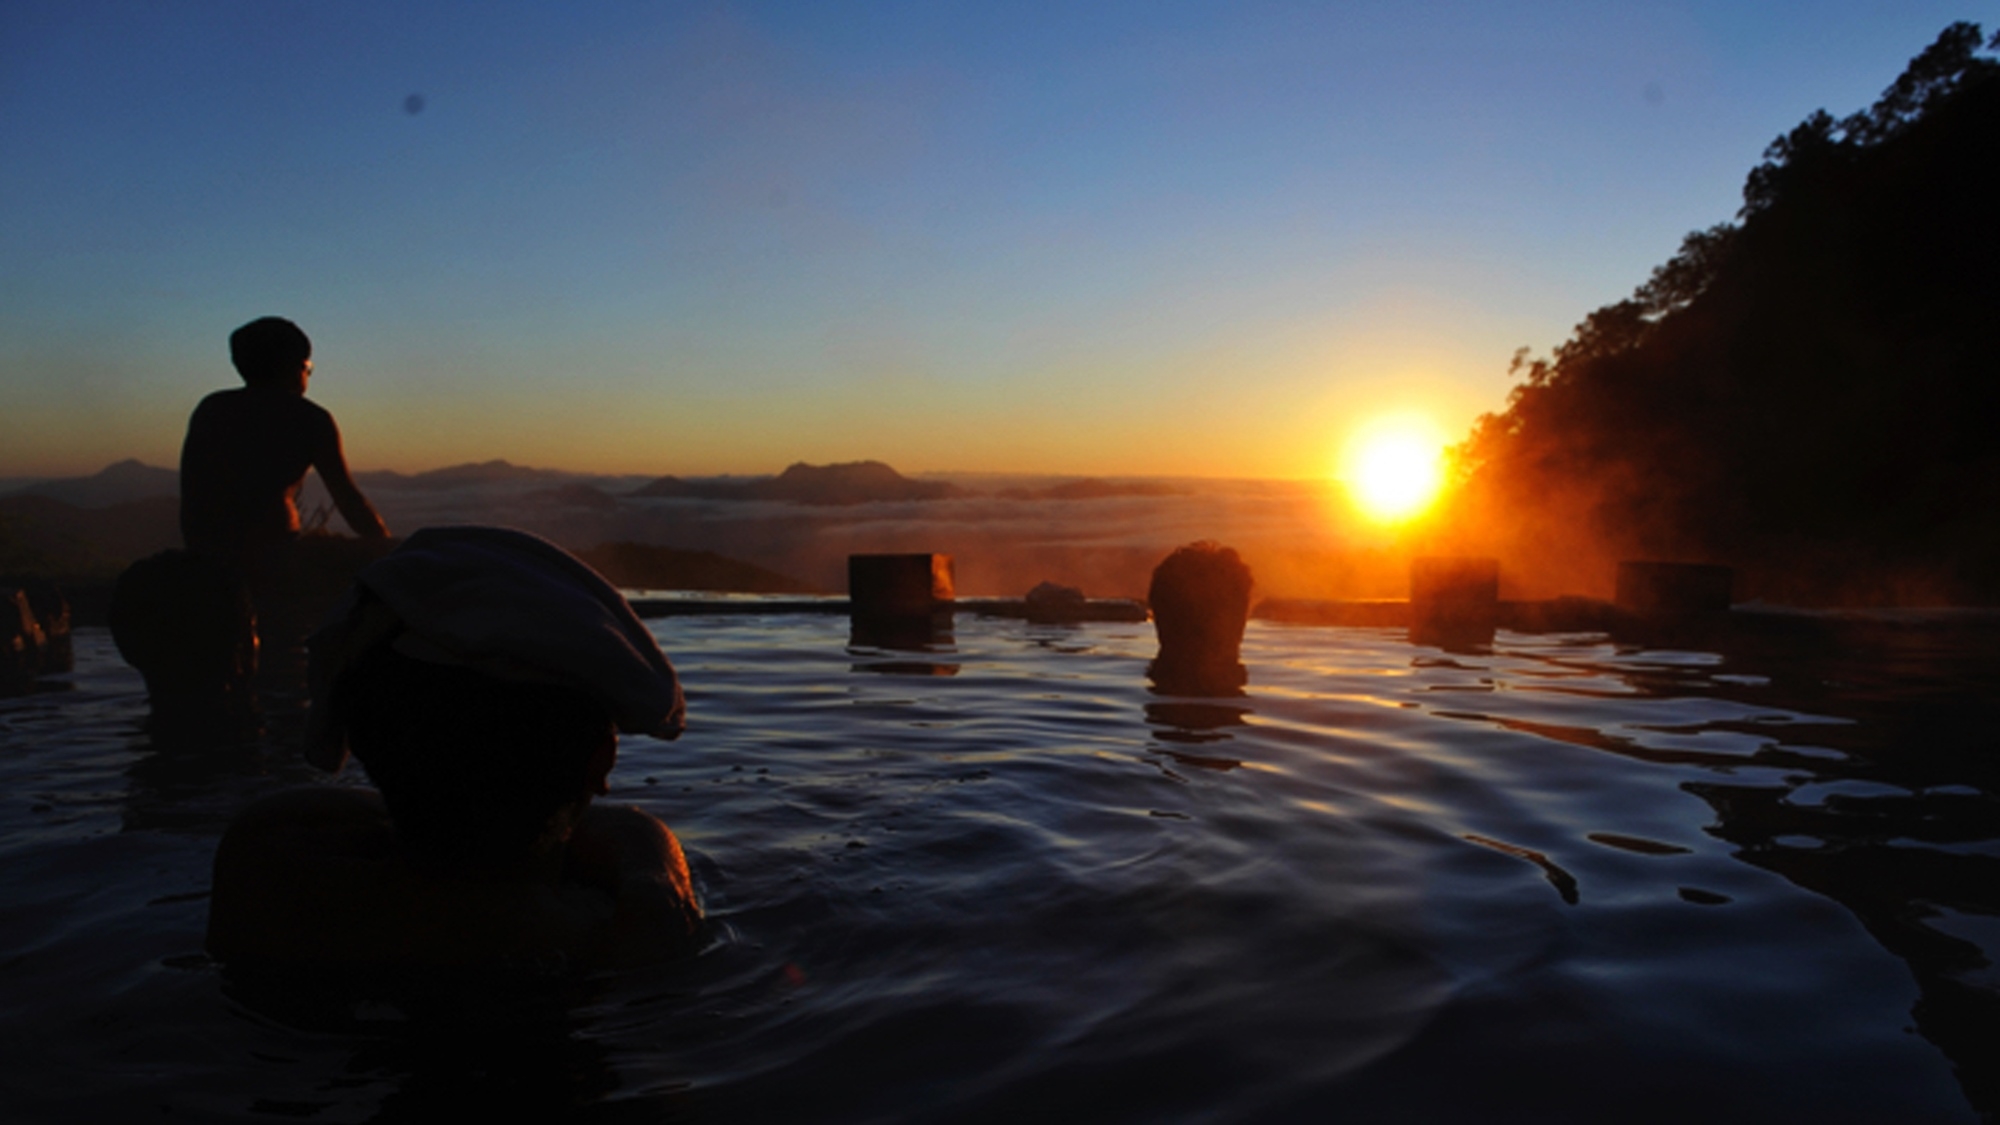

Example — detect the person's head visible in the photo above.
[109,550,258,724]
[306,527,686,867]
[337,640,614,866]
[229,317,312,390]
[1147,541,1252,694]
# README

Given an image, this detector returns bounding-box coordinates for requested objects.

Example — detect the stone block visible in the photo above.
[849,554,955,618]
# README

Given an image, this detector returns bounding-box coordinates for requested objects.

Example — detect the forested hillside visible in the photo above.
[1443,24,2000,604]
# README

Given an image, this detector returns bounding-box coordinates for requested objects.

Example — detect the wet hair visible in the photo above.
[229,316,312,385]
[1147,542,1253,692]
[110,550,257,700]
[336,643,614,866]
[1149,542,1252,646]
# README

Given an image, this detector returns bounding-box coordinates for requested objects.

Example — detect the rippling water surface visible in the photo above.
[2,611,1996,1123]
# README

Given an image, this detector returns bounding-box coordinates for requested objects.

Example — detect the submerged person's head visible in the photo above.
[307,527,685,867]
[229,316,312,388]
[1147,541,1252,695]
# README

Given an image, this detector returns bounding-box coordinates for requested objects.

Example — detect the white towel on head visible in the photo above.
[305,526,684,771]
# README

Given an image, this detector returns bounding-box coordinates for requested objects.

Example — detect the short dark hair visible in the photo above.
[337,642,613,865]
[229,317,312,385]
[1147,542,1253,693]
[1149,542,1252,646]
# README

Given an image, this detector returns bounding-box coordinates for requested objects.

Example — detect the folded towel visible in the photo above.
[305,526,684,770]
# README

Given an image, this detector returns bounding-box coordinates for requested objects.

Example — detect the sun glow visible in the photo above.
[1339,414,1448,524]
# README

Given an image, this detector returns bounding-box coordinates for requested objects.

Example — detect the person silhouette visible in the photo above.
[179,317,388,588]
[1146,541,1253,696]
[205,527,700,968]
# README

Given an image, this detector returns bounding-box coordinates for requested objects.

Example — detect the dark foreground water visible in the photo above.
[2,610,1997,1123]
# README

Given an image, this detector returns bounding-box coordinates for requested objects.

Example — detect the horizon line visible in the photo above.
[0,456,1341,488]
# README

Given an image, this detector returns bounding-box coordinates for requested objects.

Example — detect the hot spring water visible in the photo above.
[1,609,1993,1122]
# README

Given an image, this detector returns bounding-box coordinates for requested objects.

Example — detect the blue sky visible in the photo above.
[1,1,1984,477]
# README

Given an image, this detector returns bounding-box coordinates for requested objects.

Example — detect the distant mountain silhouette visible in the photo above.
[572,542,820,594]
[7,460,177,508]
[530,482,622,511]
[996,478,1189,501]
[357,459,585,491]
[0,489,821,611]
[0,494,180,579]
[633,461,964,505]
[1444,24,2000,605]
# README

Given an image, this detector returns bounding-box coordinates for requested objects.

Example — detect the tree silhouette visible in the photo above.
[1446,23,2000,604]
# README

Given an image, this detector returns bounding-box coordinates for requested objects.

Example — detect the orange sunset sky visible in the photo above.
[1,3,1972,483]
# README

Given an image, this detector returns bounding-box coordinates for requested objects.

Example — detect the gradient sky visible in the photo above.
[1,1,1983,479]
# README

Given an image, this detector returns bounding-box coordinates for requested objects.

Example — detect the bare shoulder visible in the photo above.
[207,787,397,961]
[207,793,701,968]
[572,805,680,865]
[229,784,383,822]
[183,389,243,438]
[568,805,704,965]
[295,393,337,426]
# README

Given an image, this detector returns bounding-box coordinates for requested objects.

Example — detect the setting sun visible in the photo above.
[1339,414,1447,524]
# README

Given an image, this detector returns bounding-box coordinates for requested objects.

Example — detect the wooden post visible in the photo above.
[848,553,954,617]
[849,554,955,651]
[1410,556,1499,646]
